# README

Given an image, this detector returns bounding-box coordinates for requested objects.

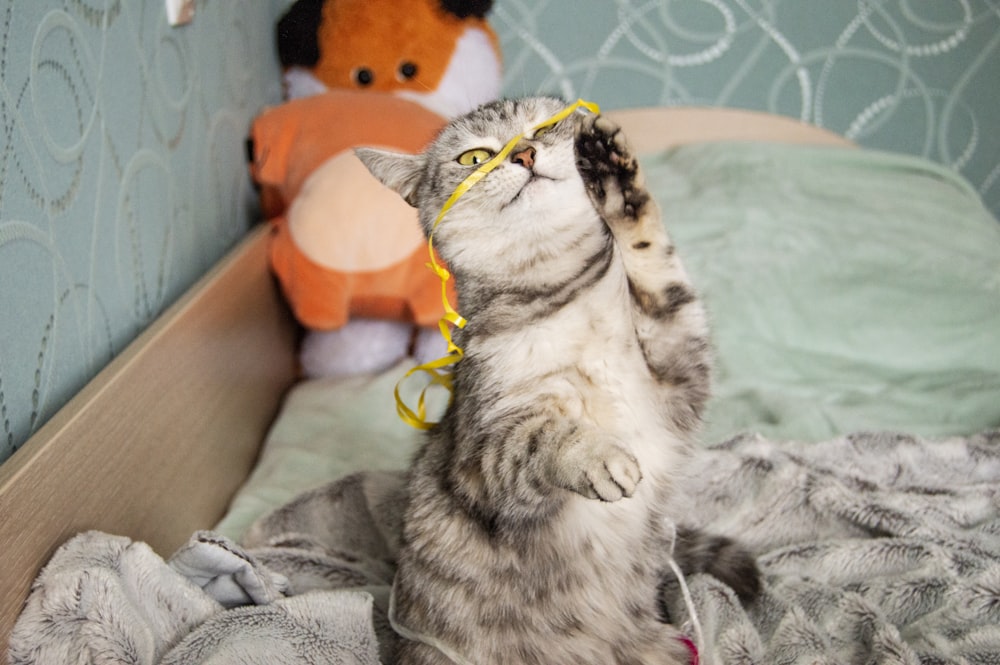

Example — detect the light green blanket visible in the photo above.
[216,142,1000,540]
[656,143,1000,445]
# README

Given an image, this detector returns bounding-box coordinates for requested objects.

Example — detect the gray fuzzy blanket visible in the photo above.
[9,430,1000,664]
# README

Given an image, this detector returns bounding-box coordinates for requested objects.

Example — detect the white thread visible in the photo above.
[388,579,477,665]
[663,519,705,660]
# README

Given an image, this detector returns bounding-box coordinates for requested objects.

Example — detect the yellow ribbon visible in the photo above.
[396,99,601,429]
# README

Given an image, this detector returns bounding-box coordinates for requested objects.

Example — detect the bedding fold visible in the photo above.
[9,430,1000,664]
[8,529,384,665]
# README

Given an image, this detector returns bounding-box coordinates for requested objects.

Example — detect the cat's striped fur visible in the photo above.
[357,97,758,665]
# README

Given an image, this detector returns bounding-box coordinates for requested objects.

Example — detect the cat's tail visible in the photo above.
[666,525,762,605]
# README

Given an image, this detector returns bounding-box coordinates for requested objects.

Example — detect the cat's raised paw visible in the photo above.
[575,115,649,227]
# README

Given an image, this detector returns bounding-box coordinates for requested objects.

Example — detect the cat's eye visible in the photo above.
[457,148,494,166]
[532,122,557,139]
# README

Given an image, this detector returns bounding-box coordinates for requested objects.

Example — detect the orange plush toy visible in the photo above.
[277,0,501,116]
[256,0,502,377]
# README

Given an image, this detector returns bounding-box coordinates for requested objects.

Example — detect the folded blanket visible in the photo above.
[9,430,1000,664]
[7,530,382,665]
[7,532,222,664]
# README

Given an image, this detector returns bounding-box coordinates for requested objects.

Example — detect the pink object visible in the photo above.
[679,636,699,665]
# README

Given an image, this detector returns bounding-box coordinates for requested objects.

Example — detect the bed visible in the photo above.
[2,107,999,664]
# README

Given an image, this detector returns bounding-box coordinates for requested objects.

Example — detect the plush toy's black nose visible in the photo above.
[511,146,536,169]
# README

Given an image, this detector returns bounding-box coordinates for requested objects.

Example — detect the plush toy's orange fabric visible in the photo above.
[250,90,454,330]
[276,0,502,118]
[314,0,498,94]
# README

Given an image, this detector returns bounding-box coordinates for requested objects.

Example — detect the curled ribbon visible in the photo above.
[396,99,601,429]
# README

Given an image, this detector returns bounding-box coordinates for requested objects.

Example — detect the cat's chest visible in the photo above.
[504,269,632,358]
[494,276,656,426]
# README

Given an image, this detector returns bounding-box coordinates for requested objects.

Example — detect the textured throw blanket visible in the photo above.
[9,430,1000,664]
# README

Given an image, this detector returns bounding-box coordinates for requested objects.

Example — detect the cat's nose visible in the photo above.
[511,146,536,169]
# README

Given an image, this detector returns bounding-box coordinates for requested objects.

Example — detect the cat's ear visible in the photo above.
[355,147,425,207]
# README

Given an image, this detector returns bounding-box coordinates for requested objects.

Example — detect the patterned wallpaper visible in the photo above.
[2,0,997,466]
[494,0,1000,219]
[0,1,283,464]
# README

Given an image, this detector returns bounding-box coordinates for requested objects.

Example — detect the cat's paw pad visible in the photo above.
[575,115,648,225]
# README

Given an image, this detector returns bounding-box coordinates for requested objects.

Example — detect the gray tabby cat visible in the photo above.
[357,97,758,665]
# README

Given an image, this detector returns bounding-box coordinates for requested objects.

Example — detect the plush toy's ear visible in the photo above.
[277,0,324,67]
[355,147,425,208]
[440,0,494,19]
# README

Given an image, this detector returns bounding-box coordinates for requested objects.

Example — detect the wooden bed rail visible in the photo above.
[0,224,299,650]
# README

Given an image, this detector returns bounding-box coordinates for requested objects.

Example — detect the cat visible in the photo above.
[357,96,759,665]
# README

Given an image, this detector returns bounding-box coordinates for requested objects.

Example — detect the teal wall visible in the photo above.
[2,0,997,465]
[493,0,1000,219]
[0,2,283,464]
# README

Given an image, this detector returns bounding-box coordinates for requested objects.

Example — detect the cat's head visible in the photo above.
[356,97,601,274]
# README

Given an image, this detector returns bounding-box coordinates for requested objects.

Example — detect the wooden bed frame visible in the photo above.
[0,108,850,650]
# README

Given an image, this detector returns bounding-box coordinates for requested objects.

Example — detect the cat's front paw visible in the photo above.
[575,115,650,228]
[551,433,642,502]
[587,446,643,502]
